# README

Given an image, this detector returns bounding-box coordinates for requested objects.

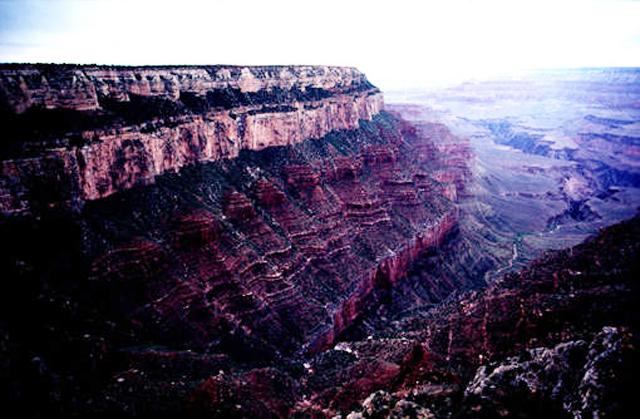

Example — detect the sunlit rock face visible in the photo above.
[80,111,458,360]
[0,63,463,363]
[0,64,483,417]
[0,65,374,113]
[0,65,383,213]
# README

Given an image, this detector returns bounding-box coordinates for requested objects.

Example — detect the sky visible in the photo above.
[1,0,639,90]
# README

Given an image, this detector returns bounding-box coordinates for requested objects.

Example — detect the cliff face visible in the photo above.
[0,65,383,213]
[0,65,373,113]
[284,214,639,418]
[0,64,482,417]
[421,216,636,416]
[5,64,632,418]
[0,112,466,416]
[79,111,457,359]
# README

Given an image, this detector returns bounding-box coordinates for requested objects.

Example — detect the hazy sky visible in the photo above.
[1,0,639,90]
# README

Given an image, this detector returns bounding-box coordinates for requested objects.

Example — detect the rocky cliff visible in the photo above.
[0,65,373,113]
[0,65,383,213]
[276,213,638,418]
[0,64,479,418]
[2,64,636,418]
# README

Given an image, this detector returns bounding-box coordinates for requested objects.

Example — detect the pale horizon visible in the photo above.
[1,0,639,91]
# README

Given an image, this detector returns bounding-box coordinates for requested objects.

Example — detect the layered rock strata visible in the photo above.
[81,111,456,359]
[1,93,470,416]
[290,213,639,418]
[1,65,495,418]
[388,105,473,199]
[0,65,383,213]
[0,65,373,113]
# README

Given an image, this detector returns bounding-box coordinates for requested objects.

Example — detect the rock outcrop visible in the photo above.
[79,111,457,360]
[6,64,633,419]
[0,65,383,213]
[0,63,472,416]
[281,213,639,418]
[464,326,634,418]
[0,65,373,113]
[388,105,473,200]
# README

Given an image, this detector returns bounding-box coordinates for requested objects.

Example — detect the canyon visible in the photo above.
[0,65,638,418]
[0,64,471,416]
[388,68,640,281]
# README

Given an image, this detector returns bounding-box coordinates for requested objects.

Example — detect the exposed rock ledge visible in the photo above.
[0,65,383,214]
[0,65,374,113]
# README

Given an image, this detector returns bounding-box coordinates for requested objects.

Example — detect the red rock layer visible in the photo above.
[0,65,383,214]
[0,65,372,113]
[389,105,473,200]
[286,214,640,418]
[83,112,457,359]
[310,210,457,354]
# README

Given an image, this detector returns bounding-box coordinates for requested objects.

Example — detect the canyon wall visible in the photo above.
[0,65,373,113]
[0,64,484,417]
[289,214,639,418]
[0,65,383,214]
[77,110,458,359]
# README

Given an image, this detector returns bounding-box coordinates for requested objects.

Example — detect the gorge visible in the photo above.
[0,64,637,418]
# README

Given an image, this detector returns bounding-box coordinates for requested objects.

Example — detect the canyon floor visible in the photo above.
[388,68,640,281]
